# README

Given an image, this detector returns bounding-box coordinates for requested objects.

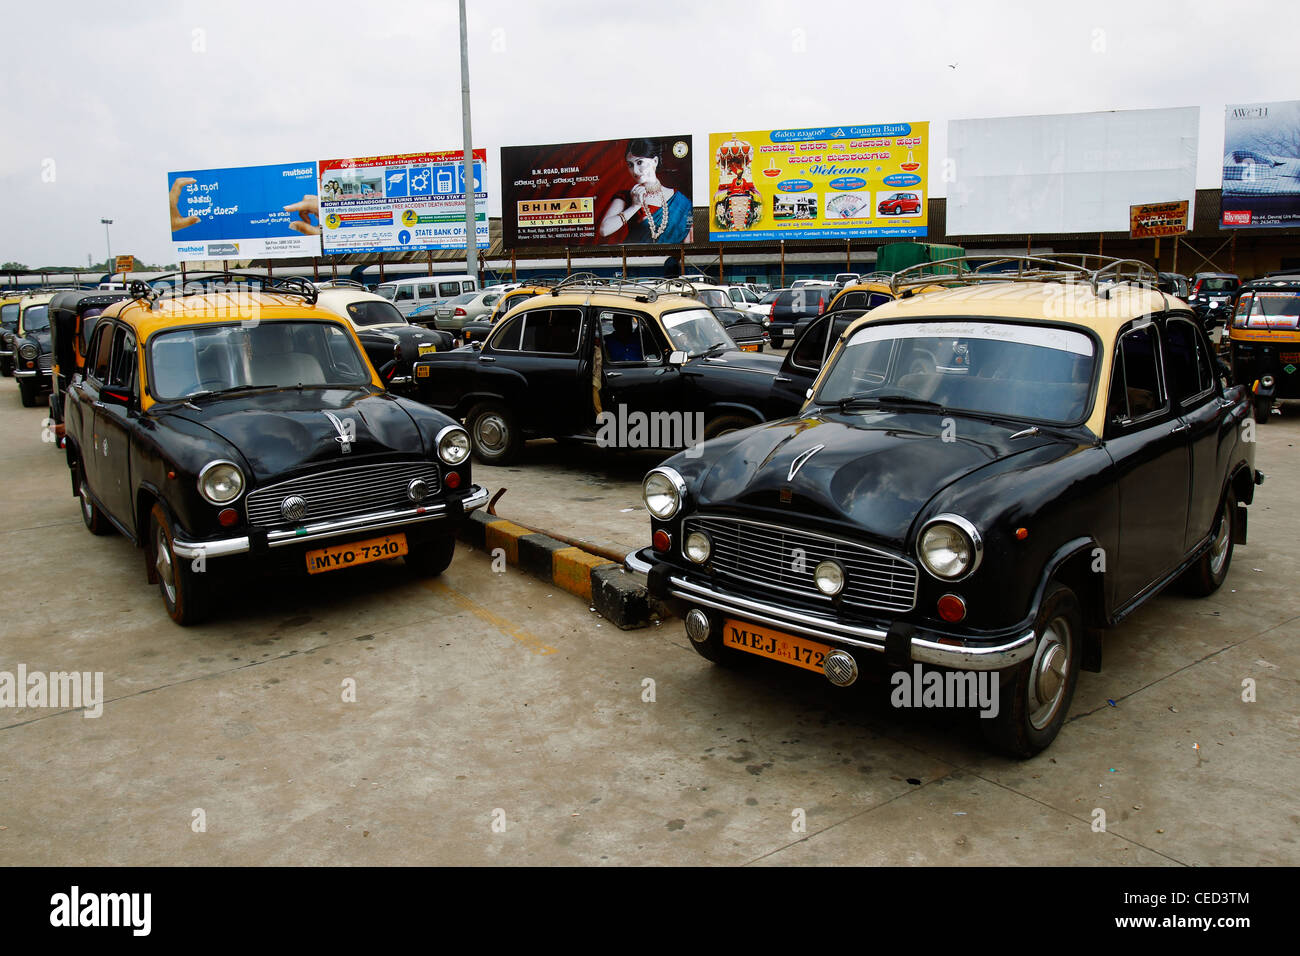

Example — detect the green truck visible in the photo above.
[875,242,965,276]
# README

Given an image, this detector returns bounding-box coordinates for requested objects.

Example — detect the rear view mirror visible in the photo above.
[668,350,687,366]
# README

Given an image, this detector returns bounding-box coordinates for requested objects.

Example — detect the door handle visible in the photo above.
[774,375,792,383]
[478,355,495,363]
[1171,422,1191,434]
[605,371,622,379]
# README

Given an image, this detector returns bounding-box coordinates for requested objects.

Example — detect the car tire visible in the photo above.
[18,377,37,407]
[404,533,456,577]
[980,582,1082,758]
[467,402,523,465]
[703,414,758,441]
[1254,395,1272,423]
[149,503,209,626]
[78,473,113,536]
[1180,492,1235,597]
[770,333,784,349]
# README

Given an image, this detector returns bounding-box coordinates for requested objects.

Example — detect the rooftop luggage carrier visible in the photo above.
[128,271,319,308]
[890,254,1165,300]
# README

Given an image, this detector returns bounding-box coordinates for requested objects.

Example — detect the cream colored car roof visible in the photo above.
[313,288,406,327]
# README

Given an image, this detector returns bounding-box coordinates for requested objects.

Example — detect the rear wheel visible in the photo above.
[404,533,457,577]
[703,414,758,441]
[467,402,523,465]
[1181,492,1235,596]
[150,503,209,626]
[981,583,1082,758]
[78,472,113,536]
[1254,395,1272,423]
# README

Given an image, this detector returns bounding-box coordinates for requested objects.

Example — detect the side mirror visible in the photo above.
[668,350,687,366]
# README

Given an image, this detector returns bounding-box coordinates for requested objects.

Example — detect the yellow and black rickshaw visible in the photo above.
[1229,273,1300,422]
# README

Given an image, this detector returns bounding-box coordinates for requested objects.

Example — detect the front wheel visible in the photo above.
[1254,395,1272,423]
[981,583,1082,758]
[1181,492,1235,596]
[150,503,209,626]
[467,402,523,465]
[404,533,456,577]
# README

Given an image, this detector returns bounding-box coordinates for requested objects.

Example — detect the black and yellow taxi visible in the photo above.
[1228,272,1300,421]
[64,276,487,624]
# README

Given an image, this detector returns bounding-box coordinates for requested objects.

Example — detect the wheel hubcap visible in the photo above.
[476,415,507,453]
[1209,501,1231,576]
[155,527,176,604]
[1029,617,1071,730]
[80,484,92,521]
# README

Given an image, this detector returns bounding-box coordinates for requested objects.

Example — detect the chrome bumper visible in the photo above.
[172,485,489,560]
[12,369,46,378]
[625,549,1037,671]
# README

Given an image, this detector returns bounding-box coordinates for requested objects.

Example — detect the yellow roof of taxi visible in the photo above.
[102,290,347,339]
[535,290,704,314]
[854,281,1181,342]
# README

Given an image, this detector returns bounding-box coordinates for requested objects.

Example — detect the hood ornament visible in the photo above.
[324,411,356,454]
[787,443,825,481]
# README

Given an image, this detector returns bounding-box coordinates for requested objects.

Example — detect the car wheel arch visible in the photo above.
[1032,538,1107,672]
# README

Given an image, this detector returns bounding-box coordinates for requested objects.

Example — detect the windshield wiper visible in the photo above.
[182,384,279,403]
[835,393,946,412]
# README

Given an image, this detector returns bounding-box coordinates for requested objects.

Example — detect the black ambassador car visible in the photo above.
[63,277,487,625]
[48,289,128,431]
[8,291,57,406]
[628,258,1263,756]
[410,277,867,464]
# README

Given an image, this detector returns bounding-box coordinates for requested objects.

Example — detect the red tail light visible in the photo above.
[455,307,467,316]
[768,302,775,319]
[817,294,826,315]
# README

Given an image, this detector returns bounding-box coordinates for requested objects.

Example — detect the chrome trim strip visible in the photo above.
[13,370,39,377]
[171,485,488,559]
[910,630,1037,670]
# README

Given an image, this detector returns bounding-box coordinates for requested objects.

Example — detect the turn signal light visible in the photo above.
[937,594,967,623]
[218,508,239,527]
[652,530,671,552]
[445,471,461,489]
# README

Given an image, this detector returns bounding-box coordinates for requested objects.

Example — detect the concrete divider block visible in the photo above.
[483,519,533,566]
[553,548,613,602]
[518,533,567,581]
[591,564,667,630]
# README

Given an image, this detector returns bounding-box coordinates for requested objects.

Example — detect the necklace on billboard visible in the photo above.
[643,186,669,240]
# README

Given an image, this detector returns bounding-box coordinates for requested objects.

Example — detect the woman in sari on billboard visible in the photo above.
[599,138,693,244]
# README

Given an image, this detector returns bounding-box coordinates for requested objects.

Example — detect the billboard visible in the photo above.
[1221,100,1300,229]
[500,135,693,247]
[946,108,1198,236]
[1130,200,1190,239]
[318,150,488,254]
[708,123,929,242]
[166,161,323,261]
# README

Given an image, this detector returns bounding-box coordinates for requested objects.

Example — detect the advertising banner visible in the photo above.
[947,108,1198,236]
[318,150,488,254]
[1129,200,1190,239]
[1221,100,1300,229]
[707,123,928,242]
[500,135,694,247]
[166,162,323,261]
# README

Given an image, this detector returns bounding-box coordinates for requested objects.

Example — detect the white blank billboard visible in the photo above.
[946,107,1199,236]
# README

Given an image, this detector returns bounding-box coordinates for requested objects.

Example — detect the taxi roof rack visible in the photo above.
[129,271,319,308]
[890,254,1162,298]
[550,273,659,302]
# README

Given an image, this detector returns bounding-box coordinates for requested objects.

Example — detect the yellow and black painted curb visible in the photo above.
[457,510,665,630]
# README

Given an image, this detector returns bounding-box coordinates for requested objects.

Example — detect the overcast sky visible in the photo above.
[2,0,1298,267]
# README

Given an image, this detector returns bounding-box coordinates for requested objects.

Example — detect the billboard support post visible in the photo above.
[780,240,785,287]
[566,247,571,276]
[428,250,434,277]
[331,258,338,281]
[622,246,627,279]
[1172,238,1178,275]
[510,250,516,282]
[1230,234,1237,273]
[1027,235,1032,257]
[458,0,478,284]
[312,258,319,283]
[1153,238,1160,269]
[379,252,385,284]
[718,246,724,284]
[678,246,684,277]
[846,240,851,272]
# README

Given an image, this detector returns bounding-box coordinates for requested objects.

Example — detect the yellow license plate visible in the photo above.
[723,619,831,673]
[417,344,438,355]
[740,342,759,352]
[305,533,408,574]
[415,364,431,378]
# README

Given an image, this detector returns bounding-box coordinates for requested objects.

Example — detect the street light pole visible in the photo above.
[101,218,113,271]
[459,0,478,283]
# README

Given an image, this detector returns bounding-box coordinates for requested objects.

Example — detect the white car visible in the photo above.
[313,287,453,389]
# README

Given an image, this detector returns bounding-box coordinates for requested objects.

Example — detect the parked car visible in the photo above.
[627,258,1262,756]
[766,285,832,348]
[422,288,503,337]
[312,286,454,393]
[7,292,56,406]
[1187,273,1241,330]
[63,277,487,624]
[878,192,923,216]
[460,283,556,345]
[410,277,852,464]
[1157,272,1191,299]
[653,282,769,352]
[48,289,128,433]
[1228,272,1300,421]
[375,274,478,319]
[0,293,23,376]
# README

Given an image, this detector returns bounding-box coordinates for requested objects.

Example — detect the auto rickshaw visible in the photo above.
[47,290,127,434]
[1228,273,1300,422]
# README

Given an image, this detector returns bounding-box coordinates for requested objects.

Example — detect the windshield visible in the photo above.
[346,300,407,327]
[1237,292,1300,328]
[695,289,732,309]
[1,304,17,326]
[375,285,396,300]
[1199,278,1238,292]
[148,321,370,400]
[759,291,781,304]
[21,305,49,332]
[816,320,1096,425]
[659,308,738,356]
[449,292,478,305]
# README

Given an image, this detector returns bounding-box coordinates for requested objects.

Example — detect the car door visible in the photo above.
[770,309,868,410]
[91,324,139,526]
[1163,316,1227,552]
[487,306,589,434]
[596,308,684,438]
[1103,321,1192,608]
[77,322,120,515]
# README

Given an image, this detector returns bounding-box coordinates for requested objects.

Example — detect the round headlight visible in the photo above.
[643,468,684,520]
[814,560,845,595]
[198,461,245,505]
[684,531,711,564]
[918,517,980,580]
[18,344,37,360]
[436,426,471,465]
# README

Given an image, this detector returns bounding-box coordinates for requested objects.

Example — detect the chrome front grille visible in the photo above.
[245,461,441,528]
[38,353,52,371]
[684,515,918,614]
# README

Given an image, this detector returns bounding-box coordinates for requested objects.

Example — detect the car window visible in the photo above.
[438,282,461,297]
[0,304,16,327]
[835,291,866,309]
[78,307,106,355]
[519,308,582,354]
[482,294,500,307]
[21,305,49,332]
[376,285,396,300]
[90,322,114,381]
[449,292,477,305]
[393,286,414,302]
[791,318,831,369]
[1164,319,1212,402]
[108,327,137,392]
[867,292,893,309]
[462,281,476,293]
[1111,324,1166,422]
[599,310,657,364]
[759,291,780,305]
[346,301,406,327]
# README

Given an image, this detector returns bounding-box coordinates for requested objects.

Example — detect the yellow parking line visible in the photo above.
[420,578,557,656]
